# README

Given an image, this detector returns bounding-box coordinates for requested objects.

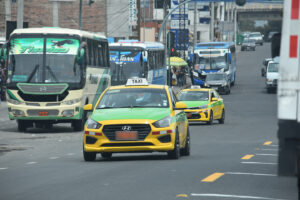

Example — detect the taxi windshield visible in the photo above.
[97,88,169,108]
[178,91,209,101]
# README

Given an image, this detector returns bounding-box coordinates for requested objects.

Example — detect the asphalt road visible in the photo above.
[0,43,297,200]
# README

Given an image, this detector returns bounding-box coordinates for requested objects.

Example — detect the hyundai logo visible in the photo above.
[122,126,132,131]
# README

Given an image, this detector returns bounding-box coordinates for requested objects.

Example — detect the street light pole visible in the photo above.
[79,0,82,30]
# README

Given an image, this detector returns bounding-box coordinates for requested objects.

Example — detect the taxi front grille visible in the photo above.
[102,124,151,141]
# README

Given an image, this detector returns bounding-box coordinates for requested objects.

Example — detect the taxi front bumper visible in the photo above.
[84,120,177,153]
[184,109,210,122]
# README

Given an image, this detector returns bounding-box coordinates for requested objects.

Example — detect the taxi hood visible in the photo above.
[180,101,209,108]
[91,108,171,122]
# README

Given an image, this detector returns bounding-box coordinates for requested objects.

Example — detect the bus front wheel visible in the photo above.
[72,111,87,131]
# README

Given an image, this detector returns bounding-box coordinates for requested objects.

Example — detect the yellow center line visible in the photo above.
[201,172,225,182]
[241,154,254,160]
[264,141,272,146]
[176,194,188,198]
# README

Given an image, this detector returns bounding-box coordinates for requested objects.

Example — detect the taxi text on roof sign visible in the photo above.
[126,78,149,86]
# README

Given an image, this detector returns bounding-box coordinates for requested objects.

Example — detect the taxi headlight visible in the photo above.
[153,116,172,128]
[198,105,208,109]
[86,118,102,129]
[63,98,82,105]
[7,98,22,105]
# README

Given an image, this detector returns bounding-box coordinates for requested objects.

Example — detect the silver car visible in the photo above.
[205,73,231,95]
[241,38,256,51]
[249,32,264,46]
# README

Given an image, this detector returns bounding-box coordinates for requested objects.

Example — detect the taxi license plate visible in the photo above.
[39,111,48,116]
[115,131,138,140]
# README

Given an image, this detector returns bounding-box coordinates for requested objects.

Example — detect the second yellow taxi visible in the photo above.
[177,87,225,125]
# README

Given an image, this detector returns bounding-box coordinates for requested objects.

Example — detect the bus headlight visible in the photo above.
[153,116,172,128]
[12,110,25,116]
[63,98,82,105]
[86,118,102,129]
[7,98,22,105]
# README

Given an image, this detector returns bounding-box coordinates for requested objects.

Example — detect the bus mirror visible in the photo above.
[228,53,232,64]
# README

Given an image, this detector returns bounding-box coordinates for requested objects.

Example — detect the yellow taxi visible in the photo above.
[82,78,190,161]
[177,87,225,125]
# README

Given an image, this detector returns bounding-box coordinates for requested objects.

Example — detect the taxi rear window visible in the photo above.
[97,88,169,109]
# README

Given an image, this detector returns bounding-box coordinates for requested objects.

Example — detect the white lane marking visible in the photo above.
[67,153,75,156]
[190,193,287,200]
[0,168,8,170]
[259,149,278,151]
[226,172,276,177]
[269,145,279,147]
[49,156,59,160]
[241,162,276,165]
[256,154,277,156]
[26,162,37,165]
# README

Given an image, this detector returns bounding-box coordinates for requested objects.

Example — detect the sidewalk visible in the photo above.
[172,75,192,94]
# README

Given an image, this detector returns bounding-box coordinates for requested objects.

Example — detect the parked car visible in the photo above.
[241,38,256,51]
[204,73,231,95]
[261,58,273,76]
[249,32,264,46]
[266,60,279,93]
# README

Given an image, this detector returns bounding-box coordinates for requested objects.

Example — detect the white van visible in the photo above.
[266,59,279,93]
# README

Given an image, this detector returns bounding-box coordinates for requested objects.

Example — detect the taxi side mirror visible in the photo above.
[211,97,218,102]
[84,104,93,111]
[174,102,187,110]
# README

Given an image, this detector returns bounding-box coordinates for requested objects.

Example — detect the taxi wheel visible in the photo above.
[218,109,225,124]
[180,127,190,156]
[101,152,112,159]
[83,150,96,161]
[168,131,180,159]
[206,111,213,125]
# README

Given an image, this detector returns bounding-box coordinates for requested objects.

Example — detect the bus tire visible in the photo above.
[72,111,87,131]
[17,120,28,132]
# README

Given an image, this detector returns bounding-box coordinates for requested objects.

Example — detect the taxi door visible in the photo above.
[212,90,223,118]
[210,90,220,119]
[169,88,187,147]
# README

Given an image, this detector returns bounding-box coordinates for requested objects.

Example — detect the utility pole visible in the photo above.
[5,0,11,21]
[234,7,237,45]
[79,0,82,30]
[137,0,141,40]
[17,0,24,29]
[210,2,215,41]
[143,0,146,41]
[193,1,197,48]
[52,1,59,27]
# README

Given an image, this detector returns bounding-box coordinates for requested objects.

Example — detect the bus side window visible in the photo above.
[87,39,94,66]
[103,42,109,67]
[93,41,98,66]
[98,42,103,67]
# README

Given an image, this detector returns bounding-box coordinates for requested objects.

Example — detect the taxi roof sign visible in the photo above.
[191,85,201,89]
[126,78,149,86]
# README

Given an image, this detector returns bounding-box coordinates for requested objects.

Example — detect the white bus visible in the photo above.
[2,27,110,131]
[109,40,165,86]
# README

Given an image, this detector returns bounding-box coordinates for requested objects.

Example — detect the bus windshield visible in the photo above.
[109,49,144,85]
[197,55,228,70]
[8,37,82,86]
